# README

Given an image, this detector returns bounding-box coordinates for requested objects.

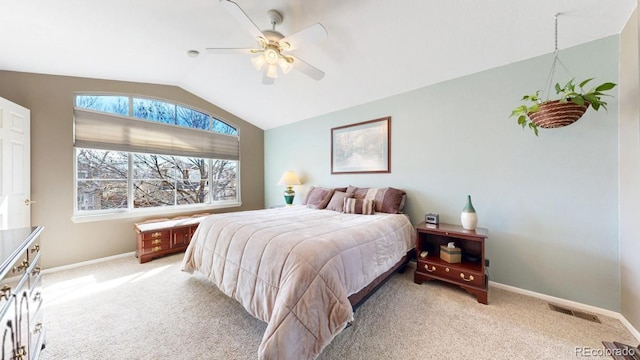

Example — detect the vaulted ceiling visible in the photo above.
[0,0,636,129]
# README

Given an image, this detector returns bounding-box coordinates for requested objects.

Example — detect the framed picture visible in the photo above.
[331,116,390,174]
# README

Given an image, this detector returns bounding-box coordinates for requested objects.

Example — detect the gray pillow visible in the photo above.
[303,186,334,209]
[325,191,352,212]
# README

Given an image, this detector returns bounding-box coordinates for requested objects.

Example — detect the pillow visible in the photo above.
[325,191,352,212]
[343,198,375,215]
[302,186,334,209]
[346,185,369,199]
[372,187,406,213]
[345,185,406,213]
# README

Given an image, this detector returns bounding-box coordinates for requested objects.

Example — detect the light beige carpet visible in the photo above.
[40,253,637,360]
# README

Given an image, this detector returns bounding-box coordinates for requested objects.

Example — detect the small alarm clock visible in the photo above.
[425,213,439,225]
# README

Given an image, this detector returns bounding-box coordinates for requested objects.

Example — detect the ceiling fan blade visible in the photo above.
[291,56,324,81]
[262,72,275,85]
[205,48,254,55]
[280,23,327,51]
[205,48,257,54]
[220,0,265,41]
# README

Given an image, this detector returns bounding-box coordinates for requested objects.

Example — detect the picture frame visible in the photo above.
[331,116,390,174]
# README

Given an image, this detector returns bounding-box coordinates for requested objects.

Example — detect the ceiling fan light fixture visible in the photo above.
[251,55,266,71]
[210,3,327,83]
[278,57,293,74]
[266,64,278,79]
[264,47,279,65]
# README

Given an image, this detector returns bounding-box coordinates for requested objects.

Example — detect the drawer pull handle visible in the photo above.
[460,273,475,282]
[424,264,436,272]
[152,246,162,252]
[16,345,27,359]
[31,266,41,276]
[151,239,162,245]
[1,284,11,299]
[30,244,40,253]
[12,259,29,273]
[151,232,163,238]
[445,267,450,272]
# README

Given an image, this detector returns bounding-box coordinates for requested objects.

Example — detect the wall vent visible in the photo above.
[548,303,601,323]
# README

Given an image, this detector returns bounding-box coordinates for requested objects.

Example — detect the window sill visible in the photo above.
[71,201,242,223]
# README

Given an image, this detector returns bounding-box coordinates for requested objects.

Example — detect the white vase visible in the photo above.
[460,211,478,230]
[460,195,478,230]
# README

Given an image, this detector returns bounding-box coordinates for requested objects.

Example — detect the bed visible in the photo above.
[180,187,414,360]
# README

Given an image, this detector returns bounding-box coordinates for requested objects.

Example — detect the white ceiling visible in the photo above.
[0,0,636,130]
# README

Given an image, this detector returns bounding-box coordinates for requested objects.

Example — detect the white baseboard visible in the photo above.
[42,252,136,274]
[490,281,640,343]
[619,314,640,343]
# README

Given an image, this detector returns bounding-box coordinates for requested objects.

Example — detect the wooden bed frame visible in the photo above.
[348,248,415,311]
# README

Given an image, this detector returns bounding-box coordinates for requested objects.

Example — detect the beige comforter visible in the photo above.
[180,205,414,359]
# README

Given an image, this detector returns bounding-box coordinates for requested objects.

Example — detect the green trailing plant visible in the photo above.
[510,78,617,136]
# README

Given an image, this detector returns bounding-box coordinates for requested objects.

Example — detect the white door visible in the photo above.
[0,97,31,229]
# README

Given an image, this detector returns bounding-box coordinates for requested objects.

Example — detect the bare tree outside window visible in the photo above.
[76,150,128,210]
[132,154,211,208]
[74,94,239,213]
[133,98,176,124]
[76,95,128,115]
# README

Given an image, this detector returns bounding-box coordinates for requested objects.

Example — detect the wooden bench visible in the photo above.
[134,213,210,263]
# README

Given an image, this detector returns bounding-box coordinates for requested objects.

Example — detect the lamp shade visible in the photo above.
[277,171,301,186]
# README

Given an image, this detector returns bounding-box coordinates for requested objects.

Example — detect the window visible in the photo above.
[74,94,240,219]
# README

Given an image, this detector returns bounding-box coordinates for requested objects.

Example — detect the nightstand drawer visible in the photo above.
[418,260,485,288]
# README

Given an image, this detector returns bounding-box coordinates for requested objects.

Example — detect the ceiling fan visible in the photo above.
[207,0,328,85]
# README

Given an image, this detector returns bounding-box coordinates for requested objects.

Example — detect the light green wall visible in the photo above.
[265,37,621,310]
[619,6,640,332]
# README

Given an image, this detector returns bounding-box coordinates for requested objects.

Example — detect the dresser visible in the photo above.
[0,226,45,360]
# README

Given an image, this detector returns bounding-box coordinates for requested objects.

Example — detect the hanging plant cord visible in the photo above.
[542,13,573,101]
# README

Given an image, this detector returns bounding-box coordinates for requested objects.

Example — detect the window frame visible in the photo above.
[71,93,241,223]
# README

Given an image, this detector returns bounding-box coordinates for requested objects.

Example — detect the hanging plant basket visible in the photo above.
[527,100,590,129]
[509,14,616,136]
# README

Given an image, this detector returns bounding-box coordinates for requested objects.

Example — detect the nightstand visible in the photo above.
[413,222,489,304]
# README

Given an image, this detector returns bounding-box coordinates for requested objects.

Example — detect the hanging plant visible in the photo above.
[510,78,617,136]
[508,13,617,136]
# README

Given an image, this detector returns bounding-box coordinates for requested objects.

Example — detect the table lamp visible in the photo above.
[277,171,301,205]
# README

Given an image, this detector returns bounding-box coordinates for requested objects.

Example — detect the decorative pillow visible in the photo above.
[346,185,369,199]
[345,185,406,213]
[302,186,334,209]
[343,198,375,215]
[372,187,406,213]
[325,191,352,212]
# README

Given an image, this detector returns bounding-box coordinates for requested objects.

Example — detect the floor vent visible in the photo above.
[548,304,601,323]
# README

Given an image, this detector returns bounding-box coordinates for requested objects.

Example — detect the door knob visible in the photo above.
[24,199,36,205]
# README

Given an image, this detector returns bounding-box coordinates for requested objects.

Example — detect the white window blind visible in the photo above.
[74,108,239,160]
